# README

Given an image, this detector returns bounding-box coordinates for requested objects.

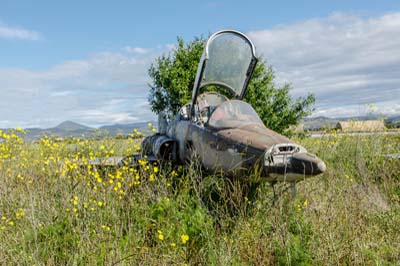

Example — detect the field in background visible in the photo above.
[0,129,399,265]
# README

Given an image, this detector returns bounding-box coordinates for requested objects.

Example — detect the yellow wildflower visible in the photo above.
[158,230,164,241]
[101,225,111,231]
[115,171,122,179]
[73,196,78,206]
[303,200,308,206]
[181,234,189,244]
[15,209,25,219]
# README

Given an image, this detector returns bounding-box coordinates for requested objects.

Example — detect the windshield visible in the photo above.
[200,32,254,97]
[208,100,264,129]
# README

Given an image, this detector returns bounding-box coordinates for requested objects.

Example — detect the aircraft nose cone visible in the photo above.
[317,161,326,173]
[291,152,326,176]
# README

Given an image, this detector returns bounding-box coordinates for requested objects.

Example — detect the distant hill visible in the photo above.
[303,116,339,131]
[385,115,400,128]
[22,121,94,141]
[53,120,93,131]
[302,114,390,131]
[1,121,156,141]
[99,122,155,137]
[100,122,150,130]
[385,115,400,123]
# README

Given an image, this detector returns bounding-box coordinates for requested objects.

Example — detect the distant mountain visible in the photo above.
[100,122,150,130]
[302,116,339,131]
[99,122,156,136]
[339,114,386,121]
[54,120,93,131]
[303,114,394,131]
[22,121,94,141]
[1,121,156,141]
[386,115,400,123]
[385,115,400,128]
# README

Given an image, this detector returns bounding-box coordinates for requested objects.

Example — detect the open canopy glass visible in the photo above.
[191,30,257,116]
[202,33,255,96]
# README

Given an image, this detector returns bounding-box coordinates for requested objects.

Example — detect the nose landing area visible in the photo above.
[264,143,326,181]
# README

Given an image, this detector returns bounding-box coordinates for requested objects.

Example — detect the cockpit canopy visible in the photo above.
[191,30,257,118]
[208,100,264,129]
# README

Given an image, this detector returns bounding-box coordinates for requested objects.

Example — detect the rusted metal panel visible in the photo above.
[218,125,292,150]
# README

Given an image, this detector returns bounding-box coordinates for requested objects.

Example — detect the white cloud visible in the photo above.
[248,12,400,117]
[74,110,139,125]
[0,22,41,40]
[165,43,177,51]
[0,49,158,128]
[50,91,73,97]
[123,46,152,54]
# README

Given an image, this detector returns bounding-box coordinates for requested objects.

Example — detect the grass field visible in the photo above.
[0,128,399,265]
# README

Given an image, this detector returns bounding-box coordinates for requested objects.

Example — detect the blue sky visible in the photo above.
[1,0,400,128]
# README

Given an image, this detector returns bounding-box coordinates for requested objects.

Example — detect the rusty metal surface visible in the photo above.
[217,124,292,150]
[187,123,265,174]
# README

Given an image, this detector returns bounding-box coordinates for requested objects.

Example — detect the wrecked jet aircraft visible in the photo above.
[96,30,326,194]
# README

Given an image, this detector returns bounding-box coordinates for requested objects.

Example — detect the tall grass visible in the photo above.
[0,129,399,265]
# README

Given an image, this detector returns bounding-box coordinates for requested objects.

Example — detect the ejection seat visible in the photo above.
[195,92,228,124]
